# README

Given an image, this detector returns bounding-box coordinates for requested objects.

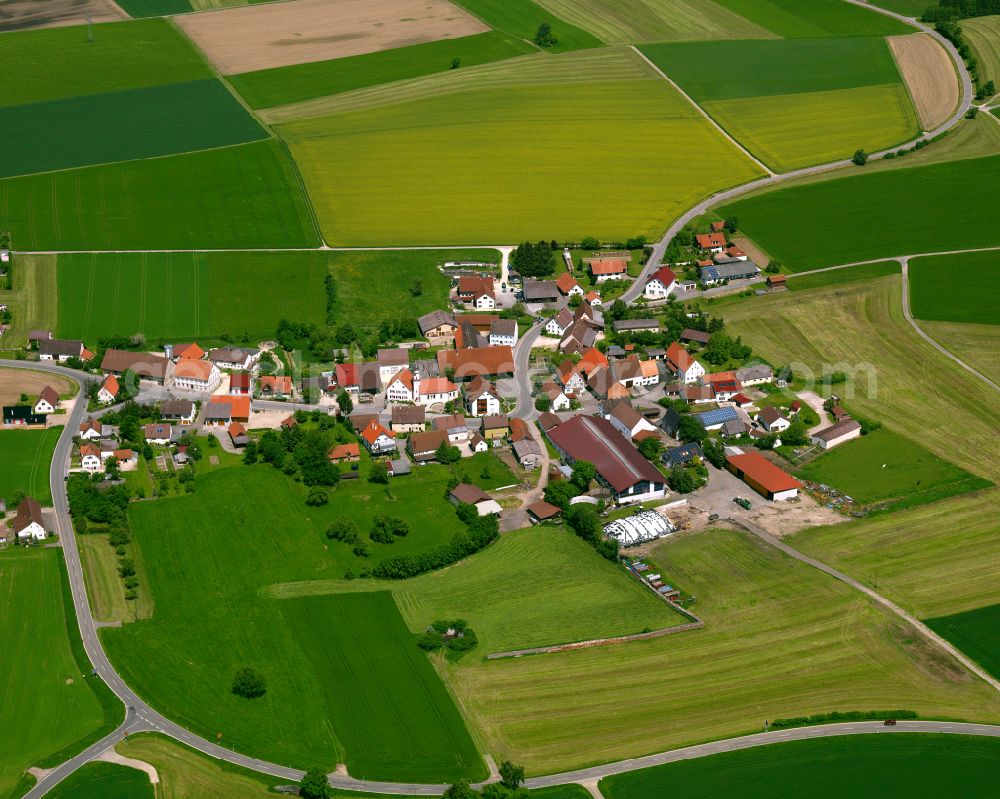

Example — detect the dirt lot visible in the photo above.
[889,33,959,130]
[0,0,126,32]
[175,0,489,75]
[0,367,73,406]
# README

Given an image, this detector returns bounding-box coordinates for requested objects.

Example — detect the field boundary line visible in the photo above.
[487,620,704,660]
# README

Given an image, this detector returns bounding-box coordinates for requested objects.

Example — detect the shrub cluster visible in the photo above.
[770,709,916,729]
[372,514,499,579]
[418,619,479,653]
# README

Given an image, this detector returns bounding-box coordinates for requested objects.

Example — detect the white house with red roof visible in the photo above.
[360,419,396,455]
[80,443,103,474]
[97,375,120,405]
[666,342,705,384]
[557,361,587,396]
[644,266,677,300]
[555,273,584,297]
[416,375,459,407]
[385,369,416,404]
[696,232,727,252]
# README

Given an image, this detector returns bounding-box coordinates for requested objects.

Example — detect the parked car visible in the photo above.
[883,719,897,726]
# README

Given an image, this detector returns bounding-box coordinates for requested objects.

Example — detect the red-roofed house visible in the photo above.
[417,375,459,407]
[555,272,584,297]
[456,276,496,310]
[172,358,221,392]
[725,245,747,261]
[588,259,629,283]
[360,419,396,455]
[328,442,360,463]
[436,346,514,380]
[215,395,251,423]
[80,443,102,474]
[584,290,602,306]
[228,422,249,448]
[230,372,251,395]
[386,369,415,404]
[174,343,205,360]
[97,374,119,405]
[711,220,726,232]
[705,371,743,401]
[577,347,609,377]
[696,232,727,252]
[726,452,800,501]
[644,266,677,300]
[666,342,705,384]
[259,375,292,398]
[557,361,586,396]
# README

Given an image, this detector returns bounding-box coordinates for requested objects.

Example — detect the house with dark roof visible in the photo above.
[449,483,502,516]
[522,279,559,303]
[699,259,761,285]
[10,497,46,541]
[208,346,260,371]
[488,318,518,347]
[160,400,195,424]
[39,338,83,362]
[407,428,452,462]
[417,310,458,345]
[612,319,659,334]
[391,404,426,433]
[33,386,59,415]
[680,328,711,345]
[662,442,704,469]
[3,406,46,426]
[811,419,862,450]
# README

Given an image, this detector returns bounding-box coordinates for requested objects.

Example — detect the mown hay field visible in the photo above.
[0,141,319,250]
[721,278,1000,479]
[787,261,900,291]
[0,550,118,799]
[718,155,1000,270]
[0,19,211,107]
[909,250,1000,325]
[282,593,485,781]
[276,49,764,245]
[437,529,1000,774]
[229,31,535,109]
[531,0,776,44]
[0,254,57,349]
[1,80,266,178]
[56,251,328,342]
[963,15,1000,87]
[711,0,914,37]
[0,426,63,505]
[889,33,960,129]
[919,320,1000,386]
[451,0,602,52]
[600,735,1000,799]
[792,489,1000,620]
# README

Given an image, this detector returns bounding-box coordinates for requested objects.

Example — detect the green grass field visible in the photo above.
[722,279,1000,480]
[269,526,680,653]
[909,250,1000,325]
[796,428,992,512]
[451,0,603,52]
[920,320,1000,386]
[282,592,485,781]
[56,251,328,342]
[792,489,1000,620]
[0,550,119,799]
[718,155,1000,270]
[532,0,776,44]
[788,261,901,291]
[0,255,58,349]
[0,19,212,107]
[114,0,194,15]
[102,463,476,775]
[47,762,154,799]
[869,0,929,13]
[712,0,914,37]
[600,734,1000,799]
[0,426,62,505]
[1,80,266,178]
[229,32,535,109]
[926,604,1000,680]
[963,15,1000,88]
[429,528,1000,774]
[0,140,319,250]
[277,48,763,245]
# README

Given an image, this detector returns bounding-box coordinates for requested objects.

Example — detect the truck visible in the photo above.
[733,496,752,510]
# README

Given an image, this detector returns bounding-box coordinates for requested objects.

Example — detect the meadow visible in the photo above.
[47,762,154,799]
[451,0,603,52]
[722,278,1000,479]
[57,251,329,342]
[718,155,1000,270]
[269,526,679,653]
[0,19,212,107]
[926,604,1000,680]
[795,428,991,512]
[282,593,485,781]
[531,0,775,44]
[0,141,319,250]
[229,32,535,109]
[963,15,1000,87]
[792,489,1000,620]
[0,550,119,799]
[102,463,477,775]
[0,426,62,505]
[909,250,1000,325]
[1,80,266,178]
[277,49,763,245]
[0,255,57,351]
[919,320,1000,386]
[788,261,901,291]
[599,735,1000,799]
[870,0,930,14]
[711,0,914,37]
[434,528,1000,774]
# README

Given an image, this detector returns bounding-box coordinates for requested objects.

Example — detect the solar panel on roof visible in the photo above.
[695,407,738,426]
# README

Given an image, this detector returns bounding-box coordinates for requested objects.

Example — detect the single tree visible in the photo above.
[852,149,868,166]
[305,487,329,506]
[570,460,596,491]
[410,278,423,297]
[450,57,461,70]
[667,465,696,494]
[444,781,476,799]
[638,436,664,461]
[299,768,331,799]
[677,415,706,444]
[242,441,258,465]
[369,461,390,484]
[534,21,557,47]
[231,667,266,699]
[499,760,526,791]
[336,389,353,417]
[436,441,461,465]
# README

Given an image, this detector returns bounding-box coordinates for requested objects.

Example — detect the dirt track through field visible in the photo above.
[0,0,125,31]
[890,33,959,130]
[175,0,489,75]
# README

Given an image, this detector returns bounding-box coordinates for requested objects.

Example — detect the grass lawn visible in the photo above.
[718,155,1000,270]
[0,140,319,250]
[531,0,776,44]
[47,761,154,799]
[795,428,992,513]
[869,0,931,13]
[450,0,603,52]
[963,15,1000,87]
[0,426,62,505]
[926,604,1000,680]
[79,532,154,624]
[723,278,1000,479]
[0,254,58,348]
[277,48,763,245]
[787,261,901,291]
[281,592,485,781]
[0,549,121,799]
[56,251,328,343]
[0,80,266,179]
[909,250,1000,325]
[791,489,1000,620]
[711,0,914,37]
[102,463,477,776]
[0,19,211,107]
[229,31,535,109]
[600,734,1000,798]
[452,451,518,490]
[424,528,1000,774]
[920,320,1000,386]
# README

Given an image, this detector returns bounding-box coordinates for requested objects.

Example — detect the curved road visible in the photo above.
[7,4,988,796]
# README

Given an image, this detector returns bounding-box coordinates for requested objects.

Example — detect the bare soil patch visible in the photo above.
[175,0,489,75]
[0,367,73,406]
[0,0,126,32]
[889,33,959,130]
